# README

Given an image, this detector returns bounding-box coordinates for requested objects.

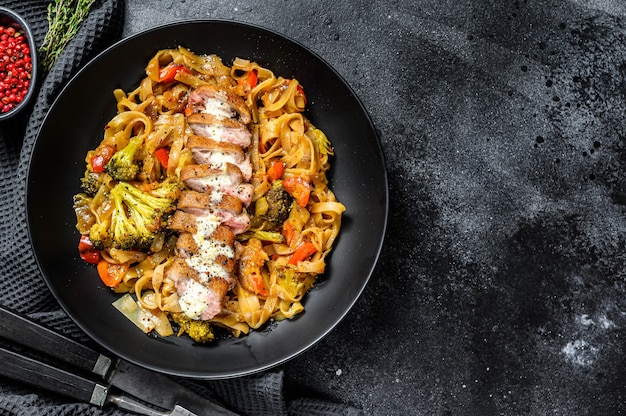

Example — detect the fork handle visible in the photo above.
[0,304,112,377]
[0,345,108,406]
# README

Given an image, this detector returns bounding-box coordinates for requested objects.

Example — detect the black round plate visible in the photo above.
[26,20,388,379]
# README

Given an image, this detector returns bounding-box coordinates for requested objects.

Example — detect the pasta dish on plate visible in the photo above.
[72,46,345,343]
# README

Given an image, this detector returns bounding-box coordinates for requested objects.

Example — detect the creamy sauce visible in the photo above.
[186,236,233,281]
[196,123,225,141]
[178,279,214,320]
[184,214,234,281]
[178,91,254,320]
[204,98,234,119]
[195,213,220,237]
[210,189,225,204]
[209,151,238,165]
[180,213,235,319]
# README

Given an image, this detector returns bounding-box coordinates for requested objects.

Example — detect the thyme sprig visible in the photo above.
[40,0,95,72]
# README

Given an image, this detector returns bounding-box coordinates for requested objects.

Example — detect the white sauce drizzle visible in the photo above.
[209,151,237,165]
[180,213,234,319]
[184,214,233,281]
[204,98,234,119]
[196,165,234,196]
[178,279,212,319]
[178,90,252,320]
[196,123,225,141]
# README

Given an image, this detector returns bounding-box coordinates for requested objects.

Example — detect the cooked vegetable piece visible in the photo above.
[88,181,178,251]
[90,145,115,173]
[112,293,173,336]
[172,313,214,343]
[308,128,333,156]
[73,194,96,234]
[267,161,285,181]
[296,84,306,105]
[239,68,258,90]
[80,170,105,196]
[274,263,314,299]
[282,222,295,246]
[97,259,128,287]
[158,63,191,83]
[283,176,311,207]
[243,230,284,243]
[78,235,100,264]
[106,136,143,182]
[288,241,317,265]
[238,238,270,296]
[261,181,292,226]
[154,147,170,168]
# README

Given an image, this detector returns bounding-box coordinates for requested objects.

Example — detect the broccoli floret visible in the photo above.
[261,181,293,227]
[148,178,182,200]
[106,136,143,182]
[89,220,110,250]
[80,169,105,197]
[89,181,177,251]
[172,313,214,343]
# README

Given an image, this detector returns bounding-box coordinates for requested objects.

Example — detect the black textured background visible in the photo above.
[3,0,626,414]
[123,1,626,414]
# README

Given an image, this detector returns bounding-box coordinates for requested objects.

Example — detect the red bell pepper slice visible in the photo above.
[154,147,170,169]
[288,241,317,265]
[296,84,306,105]
[267,161,285,181]
[158,63,191,83]
[238,69,258,90]
[97,259,129,288]
[78,235,101,264]
[282,222,295,246]
[90,145,115,173]
[283,176,311,207]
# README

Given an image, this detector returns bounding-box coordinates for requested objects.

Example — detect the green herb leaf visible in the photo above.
[40,0,96,72]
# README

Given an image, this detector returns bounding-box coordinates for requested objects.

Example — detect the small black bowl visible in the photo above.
[0,7,37,122]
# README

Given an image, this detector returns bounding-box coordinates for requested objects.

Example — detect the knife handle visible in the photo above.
[0,304,112,378]
[0,345,108,406]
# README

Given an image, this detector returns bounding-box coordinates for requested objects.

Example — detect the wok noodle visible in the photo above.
[73,47,345,342]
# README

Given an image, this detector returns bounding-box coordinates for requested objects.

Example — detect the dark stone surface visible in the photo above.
[126,1,626,414]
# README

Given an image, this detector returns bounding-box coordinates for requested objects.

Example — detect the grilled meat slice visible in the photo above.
[187,85,251,124]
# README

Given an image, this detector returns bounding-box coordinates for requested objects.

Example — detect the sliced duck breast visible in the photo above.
[175,232,198,259]
[228,183,253,207]
[171,204,250,236]
[176,275,230,320]
[187,85,251,125]
[169,210,201,234]
[180,163,243,193]
[210,223,237,247]
[166,259,229,319]
[187,115,252,148]
[187,135,252,180]
[215,209,251,235]
[180,163,253,206]
[170,210,239,241]
[177,189,243,217]
[165,257,200,282]
[187,135,245,162]
[176,232,236,272]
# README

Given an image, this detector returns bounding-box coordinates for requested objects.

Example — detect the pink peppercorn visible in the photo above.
[0,25,32,114]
